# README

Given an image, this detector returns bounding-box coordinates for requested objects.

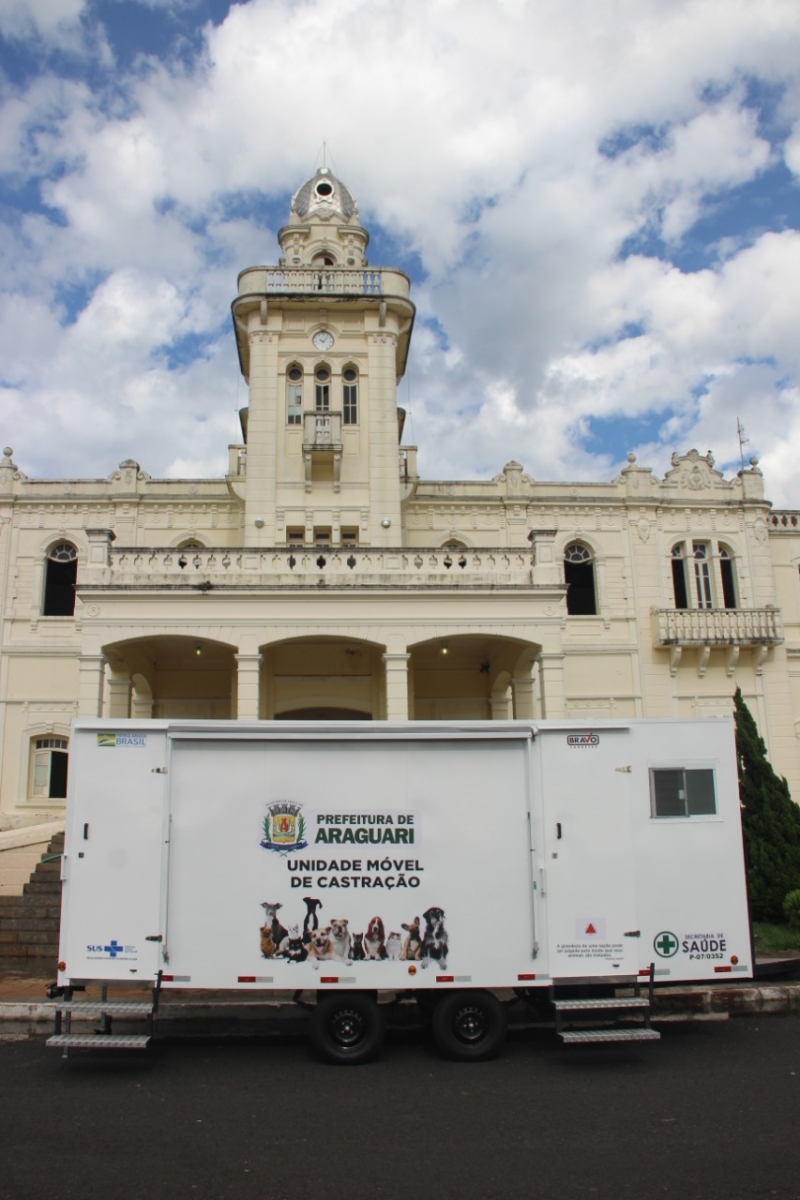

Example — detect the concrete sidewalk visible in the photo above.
[2,957,800,1040]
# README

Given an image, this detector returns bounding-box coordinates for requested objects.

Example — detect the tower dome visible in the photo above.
[291,167,358,222]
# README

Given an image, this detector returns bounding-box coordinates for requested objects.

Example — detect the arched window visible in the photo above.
[286,364,303,425]
[30,736,69,799]
[43,542,77,617]
[315,365,330,412]
[343,366,358,425]
[671,541,738,609]
[564,543,597,616]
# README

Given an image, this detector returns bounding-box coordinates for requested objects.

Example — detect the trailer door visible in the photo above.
[539,728,639,979]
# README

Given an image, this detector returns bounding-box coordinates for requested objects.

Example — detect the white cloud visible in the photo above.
[1,0,800,502]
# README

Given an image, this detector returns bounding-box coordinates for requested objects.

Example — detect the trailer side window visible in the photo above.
[650,768,716,817]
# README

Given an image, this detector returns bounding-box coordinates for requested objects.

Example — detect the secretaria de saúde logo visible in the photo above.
[261,802,308,854]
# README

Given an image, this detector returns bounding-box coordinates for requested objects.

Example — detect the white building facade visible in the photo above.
[2,167,800,826]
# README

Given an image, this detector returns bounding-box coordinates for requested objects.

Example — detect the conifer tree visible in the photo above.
[734,688,800,922]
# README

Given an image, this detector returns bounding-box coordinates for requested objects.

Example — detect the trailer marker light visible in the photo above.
[731,955,739,965]
[638,969,651,976]
[58,961,66,972]
[320,977,339,984]
[714,966,732,973]
[238,976,256,983]
[436,975,454,983]
[517,973,536,981]
[408,965,417,976]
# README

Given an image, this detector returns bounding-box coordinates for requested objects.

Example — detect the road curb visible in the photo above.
[2,981,800,1039]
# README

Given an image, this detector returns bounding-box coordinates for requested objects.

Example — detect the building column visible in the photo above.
[236,653,263,720]
[78,655,106,717]
[491,682,512,720]
[383,653,410,721]
[107,670,132,719]
[131,679,154,719]
[538,652,566,718]
[512,669,536,719]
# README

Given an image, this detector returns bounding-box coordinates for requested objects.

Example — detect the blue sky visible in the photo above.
[1,0,800,502]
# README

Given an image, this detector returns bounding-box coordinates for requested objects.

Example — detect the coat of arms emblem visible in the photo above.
[261,802,307,853]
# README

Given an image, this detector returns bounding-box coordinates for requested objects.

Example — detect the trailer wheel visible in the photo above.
[310,993,385,1065]
[431,990,507,1062]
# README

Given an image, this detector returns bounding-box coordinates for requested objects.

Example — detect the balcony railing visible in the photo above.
[258,268,384,296]
[85,546,539,591]
[652,607,783,646]
[770,511,800,530]
[303,411,342,449]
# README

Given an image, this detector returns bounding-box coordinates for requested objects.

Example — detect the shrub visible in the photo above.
[783,890,800,930]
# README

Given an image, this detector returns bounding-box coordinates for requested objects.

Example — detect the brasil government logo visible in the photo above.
[261,802,308,854]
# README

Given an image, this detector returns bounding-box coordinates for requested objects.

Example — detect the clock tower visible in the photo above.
[231,168,415,548]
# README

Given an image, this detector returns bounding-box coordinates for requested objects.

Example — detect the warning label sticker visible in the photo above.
[556,941,625,961]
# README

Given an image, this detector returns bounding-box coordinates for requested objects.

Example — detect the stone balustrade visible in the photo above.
[81,545,541,591]
[237,266,411,299]
[652,607,783,646]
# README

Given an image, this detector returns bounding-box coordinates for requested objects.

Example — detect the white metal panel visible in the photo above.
[162,736,542,990]
[58,724,168,983]
[536,727,640,978]
[629,718,752,980]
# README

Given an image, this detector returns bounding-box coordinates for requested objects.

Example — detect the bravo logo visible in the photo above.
[566,732,600,748]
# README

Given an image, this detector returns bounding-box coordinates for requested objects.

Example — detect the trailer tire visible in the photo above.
[310,993,385,1065]
[431,990,507,1062]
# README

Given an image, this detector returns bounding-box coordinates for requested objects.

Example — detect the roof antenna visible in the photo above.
[737,417,749,471]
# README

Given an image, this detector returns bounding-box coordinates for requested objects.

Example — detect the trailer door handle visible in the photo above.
[623,930,641,937]
[145,935,163,942]
[556,822,562,839]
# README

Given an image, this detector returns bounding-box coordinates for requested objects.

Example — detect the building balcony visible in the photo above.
[303,411,342,450]
[237,266,410,300]
[651,606,783,677]
[78,542,552,593]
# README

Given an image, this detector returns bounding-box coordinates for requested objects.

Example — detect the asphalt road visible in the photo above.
[1,1018,799,1200]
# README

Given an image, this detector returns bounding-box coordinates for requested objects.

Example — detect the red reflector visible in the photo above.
[436,975,454,983]
[320,977,339,984]
[238,976,256,983]
[639,969,652,976]
[714,966,732,973]
[517,973,536,981]
[161,975,174,981]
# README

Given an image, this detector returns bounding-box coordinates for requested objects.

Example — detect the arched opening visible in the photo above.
[103,636,237,719]
[564,542,597,616]
[408,635,539,720]
[43,542,77,616]
[264,637,384,720]
[275,707,371,720]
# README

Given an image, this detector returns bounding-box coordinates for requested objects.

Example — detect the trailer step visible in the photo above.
[553,997,650,1012]
[47,1034,151,1050]
[51,1001,154,1017]
[560,1028,661,1044]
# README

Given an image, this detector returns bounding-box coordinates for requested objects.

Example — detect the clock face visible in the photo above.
[312,330,334,351]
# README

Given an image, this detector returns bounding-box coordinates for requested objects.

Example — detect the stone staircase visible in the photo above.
[0,831,63,972]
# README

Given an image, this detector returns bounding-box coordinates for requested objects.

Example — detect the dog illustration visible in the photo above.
[307,927,337,969]
[260,925,277,959]
[386,931,402,961]
[261,901,288,950]
[328,918,352,964]
[420,907,448,971]
[302,896,323,944]
[401,917,422,960]
[364,916,387,960]
[350,932,365,961]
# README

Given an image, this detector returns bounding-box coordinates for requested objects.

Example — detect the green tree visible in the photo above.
[734,688,800,922]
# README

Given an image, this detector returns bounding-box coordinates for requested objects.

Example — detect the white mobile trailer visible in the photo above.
[51,717,751,1061]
